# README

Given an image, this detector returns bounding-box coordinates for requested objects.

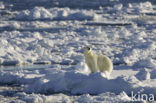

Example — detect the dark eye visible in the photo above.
[86,47,90,50]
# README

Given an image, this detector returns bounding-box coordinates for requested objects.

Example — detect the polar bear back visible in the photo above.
[97,55,113,73]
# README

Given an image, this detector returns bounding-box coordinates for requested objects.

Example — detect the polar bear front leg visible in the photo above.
[90,56,99,73]
[85,57,98,73]
[86,59,96,73]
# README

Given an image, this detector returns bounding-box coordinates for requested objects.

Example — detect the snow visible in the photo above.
[0,0,156,102]
[15,7,95,21]
[135,68,151,81]
[127,2,154,14]
[0,2,5,9]
[13,92,130,103]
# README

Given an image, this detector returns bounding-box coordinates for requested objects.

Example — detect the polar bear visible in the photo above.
[84,47,113,75]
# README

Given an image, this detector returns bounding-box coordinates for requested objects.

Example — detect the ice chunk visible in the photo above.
[0,2,5,9]
[15,7,95,20]
[135,68,151,81]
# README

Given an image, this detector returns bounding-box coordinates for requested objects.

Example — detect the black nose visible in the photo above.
[86,47,90,50]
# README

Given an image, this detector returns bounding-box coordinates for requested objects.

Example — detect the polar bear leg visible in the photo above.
[86,58,99,73]
[101,71,111,79]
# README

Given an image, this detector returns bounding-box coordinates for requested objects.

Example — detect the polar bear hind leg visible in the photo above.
[97,55,113,73]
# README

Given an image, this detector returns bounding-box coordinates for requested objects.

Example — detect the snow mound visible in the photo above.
[0,70,42,85]
[23,62,144,95]
[150,70,156,79]
[111,2,154,14]
[0,62,156,102]
[1,62,155,96]
[0,2,5,9]
[113,4,123,11]
[15,92,130,103]
[0,31,54,65]
[0,71,24,84]
[123,42,156,67]
[15,92,73,103]
[127,2,153,14]
[16,7,53,20]
[135,68,151,81]
[15,7,95,20]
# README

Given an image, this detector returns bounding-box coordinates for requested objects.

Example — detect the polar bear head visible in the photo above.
[84,47,92,55]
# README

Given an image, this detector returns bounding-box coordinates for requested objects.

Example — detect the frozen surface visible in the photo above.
[15,7,95,21]
[0,0,156,102]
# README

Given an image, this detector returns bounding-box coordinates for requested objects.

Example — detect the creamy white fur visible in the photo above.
[84,47,113,74]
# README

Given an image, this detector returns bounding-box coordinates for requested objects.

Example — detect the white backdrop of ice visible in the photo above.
[15,7,96,20]
[0,1,156,102]
[1,22,154,68]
